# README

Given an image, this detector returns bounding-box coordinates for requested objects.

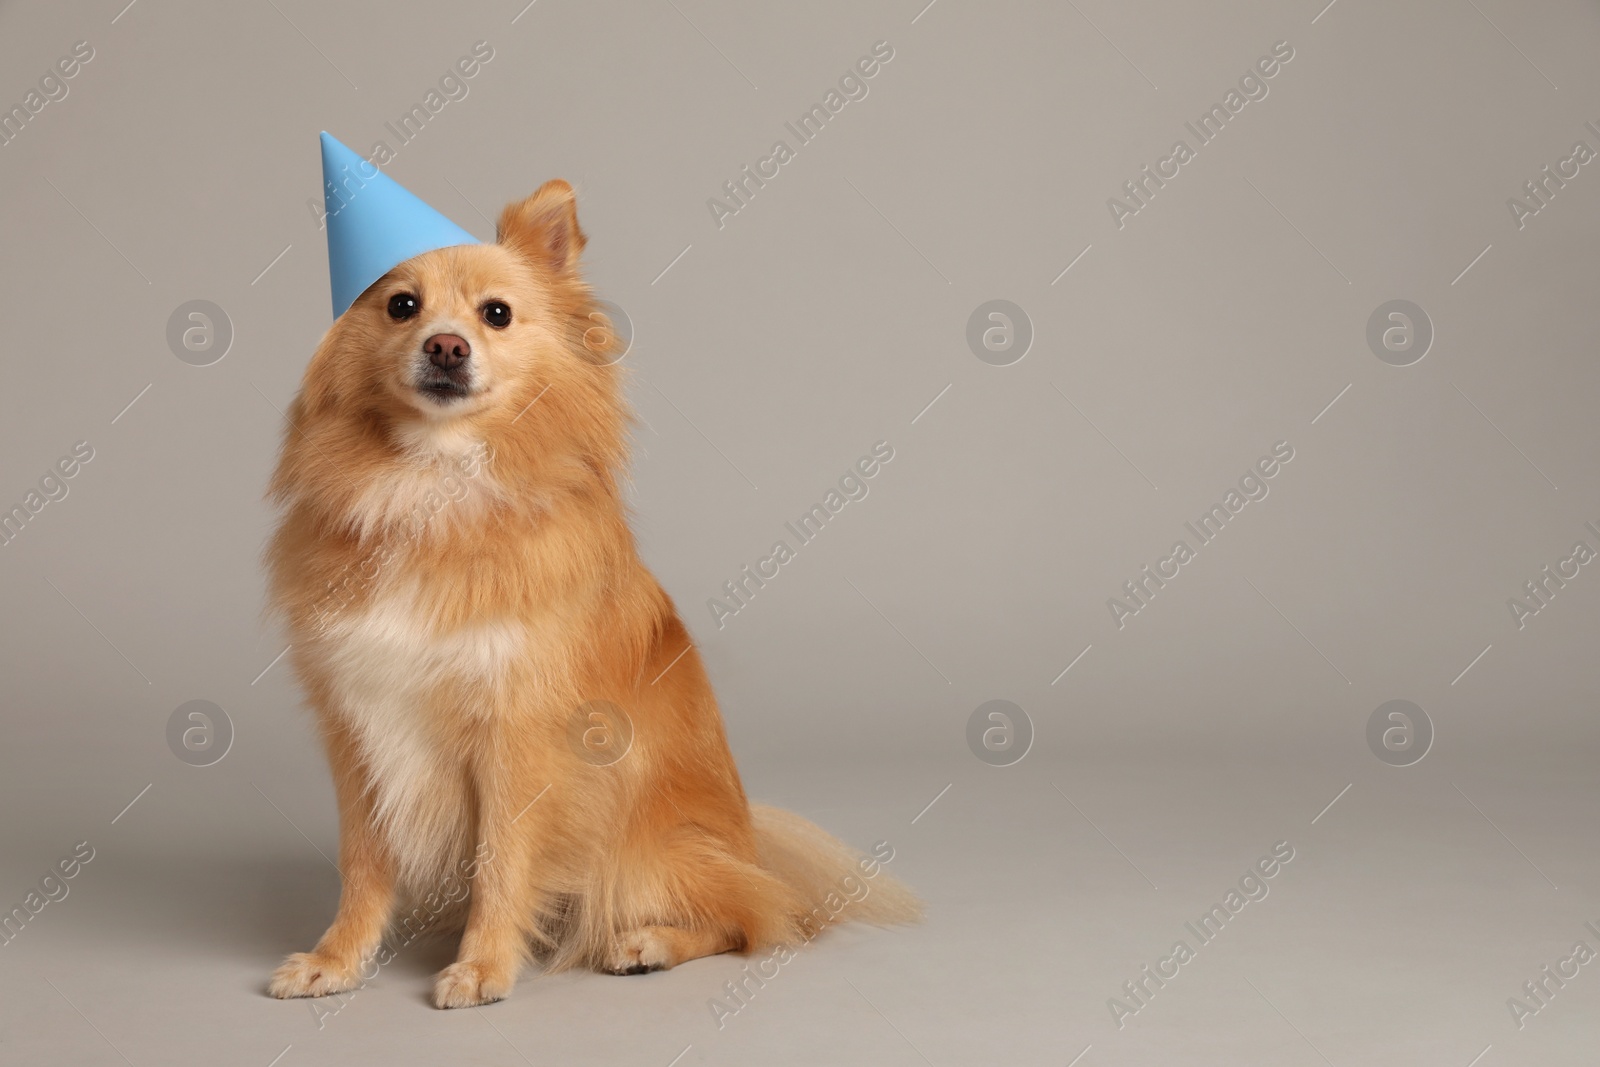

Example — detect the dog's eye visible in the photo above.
[387,293,420,320]
[481,301,512,329]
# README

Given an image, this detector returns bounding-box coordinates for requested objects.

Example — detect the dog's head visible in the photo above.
[301,179,619,424]
[278,180,629,523]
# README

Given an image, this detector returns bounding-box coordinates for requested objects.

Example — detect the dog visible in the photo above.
[265,179,918,1008]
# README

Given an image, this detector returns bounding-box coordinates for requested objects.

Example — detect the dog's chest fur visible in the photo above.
[317,577,526,888]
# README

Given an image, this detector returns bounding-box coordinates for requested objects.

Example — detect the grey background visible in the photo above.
[2,0,1598,1064]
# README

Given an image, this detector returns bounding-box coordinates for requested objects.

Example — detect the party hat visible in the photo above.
[320,132,480,318]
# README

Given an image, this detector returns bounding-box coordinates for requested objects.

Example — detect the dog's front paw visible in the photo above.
[269,951,363,999]
[432,960,514,1009]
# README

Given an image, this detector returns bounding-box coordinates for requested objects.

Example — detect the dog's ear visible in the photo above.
[498,180,586,273]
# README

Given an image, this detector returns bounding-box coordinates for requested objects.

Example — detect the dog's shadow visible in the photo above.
[92,851,464,992]
[80,850,729,1012]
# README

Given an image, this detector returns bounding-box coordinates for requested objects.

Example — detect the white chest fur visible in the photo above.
[343,427,501,543]
[315,580,526,887]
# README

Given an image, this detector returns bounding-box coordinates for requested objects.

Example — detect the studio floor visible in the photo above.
[3,748,1597,1067]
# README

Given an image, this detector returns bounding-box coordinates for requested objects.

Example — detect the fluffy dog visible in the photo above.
[265,180,917,1008]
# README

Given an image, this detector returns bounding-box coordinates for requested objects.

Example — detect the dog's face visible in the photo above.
[298,179,608,435]
[363,242,538,421]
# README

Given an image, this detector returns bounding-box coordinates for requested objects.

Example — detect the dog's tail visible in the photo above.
[750,803,923,933]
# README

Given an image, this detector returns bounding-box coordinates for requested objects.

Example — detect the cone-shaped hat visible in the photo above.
[320,132,480,318]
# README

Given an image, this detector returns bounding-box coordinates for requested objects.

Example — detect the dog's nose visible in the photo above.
[424,334,471,370]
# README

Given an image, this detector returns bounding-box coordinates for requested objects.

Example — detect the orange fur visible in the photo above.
[265,180,918,1008]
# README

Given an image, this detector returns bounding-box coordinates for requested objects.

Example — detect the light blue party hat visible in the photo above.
[320,132,480,318]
